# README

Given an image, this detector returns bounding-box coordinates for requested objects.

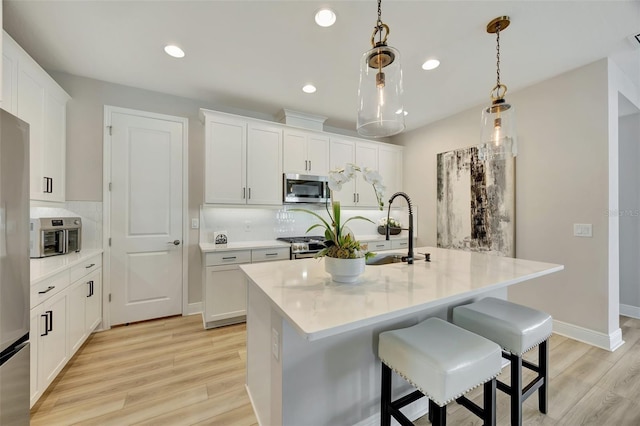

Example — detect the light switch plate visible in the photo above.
[573,223,593,237]
[191,218,199,229]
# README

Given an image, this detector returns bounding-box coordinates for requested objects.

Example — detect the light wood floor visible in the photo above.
[31,315,640,425]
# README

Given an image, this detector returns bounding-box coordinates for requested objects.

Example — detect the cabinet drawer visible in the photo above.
[31,270,70,309]
[391,239,409,249]
[366,240,392,251]
[69,255,102,283]
[251,247,290,263]
[205,250,252,266]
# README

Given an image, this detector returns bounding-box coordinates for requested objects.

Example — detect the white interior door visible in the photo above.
[108,109,184,325]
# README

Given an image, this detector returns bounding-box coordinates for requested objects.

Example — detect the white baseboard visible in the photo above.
[353,399,428,426]
[553,319,624,351]
[187,302,202,315]
[620,303,640,319]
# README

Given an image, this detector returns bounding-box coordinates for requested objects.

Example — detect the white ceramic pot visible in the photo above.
[324,256,366,283]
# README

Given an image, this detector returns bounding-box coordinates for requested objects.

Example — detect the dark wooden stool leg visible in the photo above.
[510,353,523,426]
[431,403,446,426]
[484,378,497,426]
[428,399,436,423]
[381,363,392,426]
[539,340,549,414]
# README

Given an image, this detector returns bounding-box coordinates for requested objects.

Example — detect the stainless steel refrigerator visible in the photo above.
[0,109,30,425]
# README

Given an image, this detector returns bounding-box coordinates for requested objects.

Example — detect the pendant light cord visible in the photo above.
[377,0,383,44]
[495,24,501,89]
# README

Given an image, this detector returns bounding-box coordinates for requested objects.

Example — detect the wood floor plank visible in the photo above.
[30,314,640,426]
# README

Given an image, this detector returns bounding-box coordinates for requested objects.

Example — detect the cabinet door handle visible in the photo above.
[308,160,311,171]
[248,188,251,199]
[38,285,55,294]
[42,177,48,193]
[242,188,246,199]
[87,280,94,297]
[305,160,308,171]
[353,193,356,203]
[376,244,385,248]
[50,177,53,194]
[40,313,49,336]
[222,256,237,260]
[85,263,96,269]
[357,193,360,203]
[265,253,278,256]
[47,310,53,332]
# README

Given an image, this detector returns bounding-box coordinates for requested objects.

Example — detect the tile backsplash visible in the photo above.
[199,204,417,244]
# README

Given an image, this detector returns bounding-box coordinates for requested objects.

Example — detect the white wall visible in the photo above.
[619,111,640,314]
[396,59,618,342]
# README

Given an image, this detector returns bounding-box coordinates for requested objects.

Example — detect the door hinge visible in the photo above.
[107,125,112,136]
[108,293,112,302]
[108,238,111,247]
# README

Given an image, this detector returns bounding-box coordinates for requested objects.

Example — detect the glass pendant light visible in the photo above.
[479,16,517,161]
[357,0,405,138]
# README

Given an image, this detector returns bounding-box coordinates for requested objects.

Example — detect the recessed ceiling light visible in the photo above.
[302,84,317,94]
[422,59,440,71]
[315,8,336,27]
[164,45,185,58]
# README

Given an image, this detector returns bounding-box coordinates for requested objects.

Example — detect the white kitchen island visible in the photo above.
[240,247,563,426]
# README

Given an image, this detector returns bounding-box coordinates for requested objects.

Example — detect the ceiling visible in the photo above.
[4,1,640,134]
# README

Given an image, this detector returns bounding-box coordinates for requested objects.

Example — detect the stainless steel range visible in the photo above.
[277,236,327,259]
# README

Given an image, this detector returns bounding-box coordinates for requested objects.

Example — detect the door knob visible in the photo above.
[169,240,181,245]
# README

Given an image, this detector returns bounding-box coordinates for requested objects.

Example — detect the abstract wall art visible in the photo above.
[436,145,515,257]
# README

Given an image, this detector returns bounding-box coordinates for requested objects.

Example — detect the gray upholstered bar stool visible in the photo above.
[453,297,553,426]
[378,317,502,426]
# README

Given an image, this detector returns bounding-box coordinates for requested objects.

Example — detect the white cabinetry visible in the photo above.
[283,128,329,175]
[329,137,381,207]
[202,110,282,205]
[2,31,69,202]
[378,143,403,198]
[202,246,289,329]
[30,253,103,407]
[330,136,403,207]
[31,276,68,407]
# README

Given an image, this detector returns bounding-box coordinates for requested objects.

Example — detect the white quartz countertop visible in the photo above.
[240,247,564,341]
[31,249,103,285]
[199,240,291,253]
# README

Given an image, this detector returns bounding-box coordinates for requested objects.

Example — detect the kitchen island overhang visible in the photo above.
[241,247,564,425]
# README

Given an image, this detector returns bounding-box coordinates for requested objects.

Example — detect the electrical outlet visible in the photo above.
[272,328,279,360]
[573,223,593,237]
[191,218,199,229]
[244,220,252,232]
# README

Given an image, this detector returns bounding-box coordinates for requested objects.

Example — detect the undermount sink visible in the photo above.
[366,254,405,266]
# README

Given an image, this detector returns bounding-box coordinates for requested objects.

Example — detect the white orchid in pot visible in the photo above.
[291,164,385,283]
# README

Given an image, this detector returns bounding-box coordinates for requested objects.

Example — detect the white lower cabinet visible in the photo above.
[202,247,288,329]
[30,253,103,407]
[35,289,68,399]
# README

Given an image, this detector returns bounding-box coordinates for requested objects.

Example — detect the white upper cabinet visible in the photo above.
[329,137,357,206]
[283,128,329,175]
[3,31,69,202]
[246,122,282,205]
[203,113,246,204]
[378,143,403,199]
[329,136,403,208]
[202,109,283,205]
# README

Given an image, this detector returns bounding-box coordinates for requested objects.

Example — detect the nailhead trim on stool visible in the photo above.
[453,297,552,426]
[378,317,502,426]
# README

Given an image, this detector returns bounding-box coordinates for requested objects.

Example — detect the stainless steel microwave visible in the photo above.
[30,217,82,258]
[283,173,330,204]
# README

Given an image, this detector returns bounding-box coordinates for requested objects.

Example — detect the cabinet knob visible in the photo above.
[168,240,181,245]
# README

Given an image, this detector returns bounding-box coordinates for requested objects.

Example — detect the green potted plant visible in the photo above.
[291,163,385,283]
